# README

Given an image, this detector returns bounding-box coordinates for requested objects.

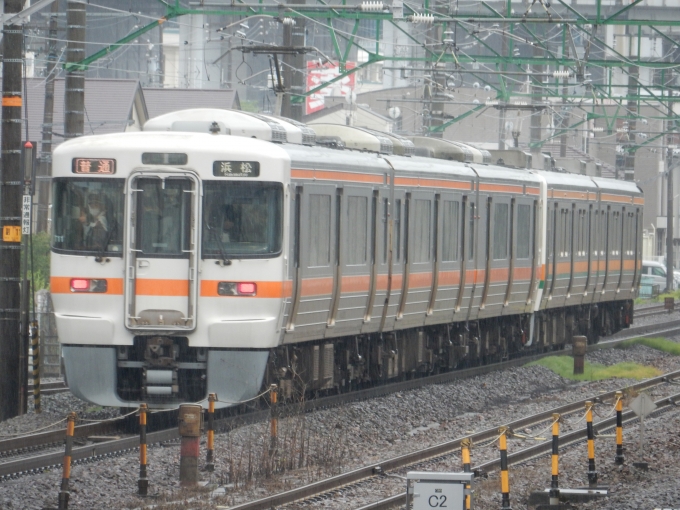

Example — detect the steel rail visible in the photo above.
[221,373,680,510]
[357,391,680,510]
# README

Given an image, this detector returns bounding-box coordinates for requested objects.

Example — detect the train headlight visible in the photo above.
[70,278,108,293]
[217,281,257,296]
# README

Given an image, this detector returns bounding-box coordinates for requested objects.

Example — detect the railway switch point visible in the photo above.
[58,412,76,510]
[178,404,202,486]
[138,404,149,496]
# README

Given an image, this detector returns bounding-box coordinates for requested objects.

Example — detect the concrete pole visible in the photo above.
[0,0,25,421]
[36,0,59,233]
[281,1,305,121]
[65,0,86,139]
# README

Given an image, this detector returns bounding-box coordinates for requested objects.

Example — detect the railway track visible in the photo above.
[228,375,680,510]
[26,381,68,396]
[634,301,678,319]
[3,314,679,480]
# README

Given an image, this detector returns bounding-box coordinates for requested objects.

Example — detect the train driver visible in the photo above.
[82,193,109,251]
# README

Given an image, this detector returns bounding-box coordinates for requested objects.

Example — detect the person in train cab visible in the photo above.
[82,193,109,251]
[221,205,239,243]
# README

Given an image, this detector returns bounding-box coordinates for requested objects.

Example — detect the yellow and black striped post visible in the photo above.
[549,413,560,506]
[58,412,76,510]
[585,401,598,487]
[461,438,472,510]
[206,393,216,472]
[499,426,511,510]
[30,321,40,413]
[269,384,278,457]
[138,404,148,496]
[615,391,624,465]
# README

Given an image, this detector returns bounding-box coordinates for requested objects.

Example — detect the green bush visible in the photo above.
[21,231,51,292]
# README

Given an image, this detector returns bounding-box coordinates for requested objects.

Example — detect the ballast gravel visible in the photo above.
[1,339,680,510]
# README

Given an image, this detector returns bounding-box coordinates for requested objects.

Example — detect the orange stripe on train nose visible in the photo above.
[135,278,189,296]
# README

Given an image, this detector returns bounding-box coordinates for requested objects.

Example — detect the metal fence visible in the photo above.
[34,289,61,378]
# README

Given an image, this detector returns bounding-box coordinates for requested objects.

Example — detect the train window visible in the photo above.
[413,199,431,263]
[611,211,620,256]
[493,203,509,260]
[382,198,388,263]
[442,200,460,262]
[347,196,368,265]
[516,204,531,259]
[203,181,283,259]
[308,194,331,266]
[394,199,402,262]
[468,201,475,260]
[547,206,554,258]
[136,178,191,257]
[51,177,125,255]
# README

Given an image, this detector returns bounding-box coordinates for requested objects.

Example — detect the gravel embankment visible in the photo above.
[1,340,680,509]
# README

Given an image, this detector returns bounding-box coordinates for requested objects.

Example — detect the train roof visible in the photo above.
[52,131,291,179]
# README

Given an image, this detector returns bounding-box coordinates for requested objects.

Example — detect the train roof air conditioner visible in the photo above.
[143,108,287,143]
[260,114,317,146]
[411,137,473,163]
[307,124,393,154]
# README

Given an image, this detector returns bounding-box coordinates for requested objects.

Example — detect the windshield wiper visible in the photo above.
[207,222,232,266]
[94,221,117,263]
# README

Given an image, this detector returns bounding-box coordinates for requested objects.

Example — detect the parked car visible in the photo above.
[641,260,675,292]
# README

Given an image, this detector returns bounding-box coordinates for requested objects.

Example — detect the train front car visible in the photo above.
[51,132,289,408]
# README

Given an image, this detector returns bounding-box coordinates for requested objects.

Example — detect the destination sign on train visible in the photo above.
[72,158,116,174]
[213,160,260,177]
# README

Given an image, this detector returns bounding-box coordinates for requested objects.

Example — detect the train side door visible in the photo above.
[125,171,199,331]
[290,183,338,340]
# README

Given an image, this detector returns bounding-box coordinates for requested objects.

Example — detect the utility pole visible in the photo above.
[281,2,305,121]
[667,145,674,292]
[0,0,26,420]
[65,0,86,139]
[37,0,59,232]
[623,24,639,182]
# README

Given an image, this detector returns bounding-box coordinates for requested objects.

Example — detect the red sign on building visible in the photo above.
[306,61,356,115]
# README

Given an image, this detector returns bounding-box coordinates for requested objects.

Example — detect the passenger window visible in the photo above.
[493,203,509,260]
[442,200,460,262]
[309,194,331,267]
[382,198,388,264]
[468,201,475,260]
[347,196,368,265]
[394,199,402,262]
[516,204,531,259]
[652,267,665,277]
[413,199,431,263]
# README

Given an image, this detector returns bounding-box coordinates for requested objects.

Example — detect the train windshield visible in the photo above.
[202,181,283,258]
[51,178,125,255]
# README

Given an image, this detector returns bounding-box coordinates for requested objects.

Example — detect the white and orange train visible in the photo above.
[50,110,642,408]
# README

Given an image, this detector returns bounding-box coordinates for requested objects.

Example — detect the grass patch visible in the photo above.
[636,289,680,304]
[527,356,661,381]
[616,337,680,355]
[85,405,104,413]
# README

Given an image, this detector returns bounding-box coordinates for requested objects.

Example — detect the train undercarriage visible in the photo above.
[266,300,633,399]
